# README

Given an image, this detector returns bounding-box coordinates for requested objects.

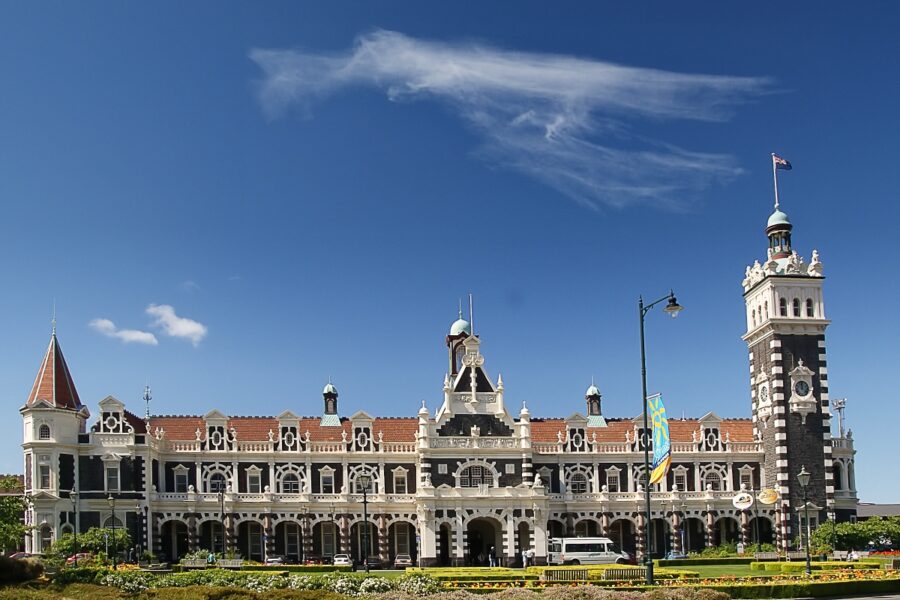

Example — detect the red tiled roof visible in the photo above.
[26,333,82,410]
[147,415,419,442]
[529,417,754,443]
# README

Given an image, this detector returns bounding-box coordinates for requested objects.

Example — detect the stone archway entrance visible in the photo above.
[714,517,740,546]
[608,519,636,557]
[438,523,452,566]
[683,517,706,552]
[749,516,774,545]
[466,517,502,566]
[649,518,671,558]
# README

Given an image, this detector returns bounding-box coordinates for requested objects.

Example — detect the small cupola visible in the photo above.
[585,380,606,427]
[766,208,793,259]
[320,381,341,427]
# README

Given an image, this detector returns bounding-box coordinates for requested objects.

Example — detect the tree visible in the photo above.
[54,527,132,557]
[0,475,31,553]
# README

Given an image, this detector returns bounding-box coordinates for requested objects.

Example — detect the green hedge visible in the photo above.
[749,560,880,572]
[239,565,353,573]
[656,557,755,566]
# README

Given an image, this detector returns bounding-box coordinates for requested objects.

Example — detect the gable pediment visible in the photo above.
[204,409,228,420]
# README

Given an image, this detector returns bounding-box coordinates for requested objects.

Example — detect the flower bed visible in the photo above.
[656,558,756,567]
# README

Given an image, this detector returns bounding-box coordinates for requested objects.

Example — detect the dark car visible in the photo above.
[304,554,325,565]
[364,556,383,570]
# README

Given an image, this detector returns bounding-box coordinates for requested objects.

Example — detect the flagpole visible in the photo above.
[771,153,780,210]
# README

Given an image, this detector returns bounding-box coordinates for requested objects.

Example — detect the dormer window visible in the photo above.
[173,465,189,493]
[605,467,620,493]
[393,467,408,494]
[246,466,262,494]
[320,467,335,494]
[106,464,120,492]
[38,424,51,440]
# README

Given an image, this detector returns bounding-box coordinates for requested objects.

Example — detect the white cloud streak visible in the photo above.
[250,30,771,210]
[89,318,158,346]
[146,304,208,346]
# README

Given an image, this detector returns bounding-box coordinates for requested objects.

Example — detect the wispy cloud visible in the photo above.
[181,280,201,293]
[146,304,208,346]
[89,318,158,346]
[250,30,771,210]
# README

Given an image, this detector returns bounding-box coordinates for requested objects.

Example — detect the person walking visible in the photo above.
[488,546,496,567]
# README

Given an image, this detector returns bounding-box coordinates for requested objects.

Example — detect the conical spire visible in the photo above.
[26,330,82,410]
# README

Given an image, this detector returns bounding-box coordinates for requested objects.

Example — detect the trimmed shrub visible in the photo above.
[242,564,353,573]
[656,558,755,567]
[0,555,44,584]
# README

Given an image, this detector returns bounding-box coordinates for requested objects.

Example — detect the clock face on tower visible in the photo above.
[793,380,810,397]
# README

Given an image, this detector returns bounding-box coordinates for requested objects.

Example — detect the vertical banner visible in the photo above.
[648,393,671,485]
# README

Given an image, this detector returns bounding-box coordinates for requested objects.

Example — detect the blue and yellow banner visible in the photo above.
[648,393,671,485]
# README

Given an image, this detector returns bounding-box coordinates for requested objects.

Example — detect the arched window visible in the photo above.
[569,473,589,495]
[103,516,124,528]
[834,462,845,491]
[792,298,801,317]
[459,465,492,488]
[38,424,51,440]
[704,472,722,491]
[779,298,787,317]
[209,473,227,493]
[281,473,300,494]
[751,309,757,327]
[39,525,53,552]
[764,300,769,317]
[806,299,814,317]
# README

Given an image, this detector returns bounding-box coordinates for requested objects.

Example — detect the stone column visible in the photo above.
[635,514,646,561]
[740,510,750,546]
[264,514,275,560]
[705,511,715,547]
[600,512,610,537]
[454,514,465,566]
[301,515,314,561]
[340,514,351,554]
[151,513,162,557]
[671,510,682,555]
[378,515,389,564]
[505,516,515,566]
[188,513,198,552]
[224,513,235,554]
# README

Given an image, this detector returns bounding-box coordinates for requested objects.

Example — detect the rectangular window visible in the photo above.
[39,465,51,489]
[740,471,753,490]
[248,473,261,494]
[505,463,515,474]
[106,465,119,492]
[394,472,407,494]
[674,473,687,491]
[437,464,448,474]
[285,523,300,559]
[606,472,619,493]
[322,473,334,494]
[175,472,188,493]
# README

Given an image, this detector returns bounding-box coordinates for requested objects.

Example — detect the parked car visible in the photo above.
[9,552,35,560]
[393,553,413,569]
[65,553,92,566]
[265,555,285,565]
[332,554,351,566]
[304,554,325,565]
[364,556,383,570]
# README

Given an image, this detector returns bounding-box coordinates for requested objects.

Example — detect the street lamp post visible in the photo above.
[107,495,117,569]
[218,490,226,557]
[797,466,812,576]
[639,291,683,585]
[358,474,371,573]
[135,503,143,562]
[70,490,79,567]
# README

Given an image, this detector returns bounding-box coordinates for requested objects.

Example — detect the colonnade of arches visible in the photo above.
[546,512,775,559]
[154,515,417,565]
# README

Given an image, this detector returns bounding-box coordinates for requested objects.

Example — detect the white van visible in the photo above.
[547,537,631,565]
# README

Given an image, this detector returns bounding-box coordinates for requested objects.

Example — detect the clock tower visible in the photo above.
[742,202,833,551]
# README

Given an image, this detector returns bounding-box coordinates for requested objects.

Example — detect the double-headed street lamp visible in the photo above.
[797,466,813,576]
[69,490,79,567]
[639,291,683,585]
[107,495,118,569]
[357,474,371,573]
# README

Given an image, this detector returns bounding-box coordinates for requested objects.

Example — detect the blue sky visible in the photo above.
[1,3,898,502]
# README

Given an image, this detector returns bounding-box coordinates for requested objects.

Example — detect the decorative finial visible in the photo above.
[458,298,463,320]
[421,399,427,409]
[51,299,57,336]
[469,293,474,336]
[143,382,152,421]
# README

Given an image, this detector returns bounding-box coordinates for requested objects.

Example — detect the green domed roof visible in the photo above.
[323,382,338,395]
[450,318,472,336]
[767,209,791,228]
